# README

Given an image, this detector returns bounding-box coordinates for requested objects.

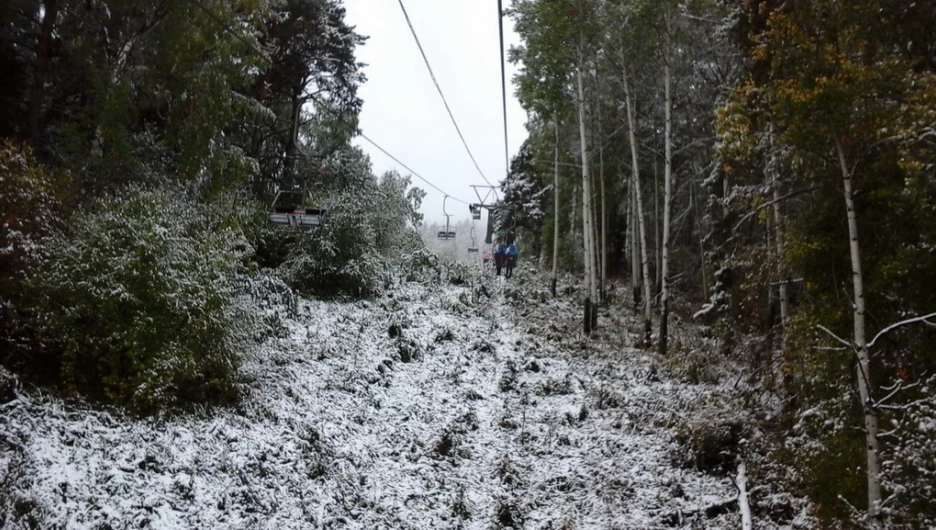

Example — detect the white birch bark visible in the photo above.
[659,14,674,356]
[629,174,641,304]
[836,140,882,528]
[552,117,560,297]
[769,127,789,348]
[577,42,598,330]
[598,95,608,302]
[737,462,753,530]
[92,16,165,157]
[655,157,661,291]
[623,67,653,345]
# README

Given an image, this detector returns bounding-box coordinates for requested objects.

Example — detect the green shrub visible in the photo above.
[34,185,250,414]
[277,209,388,298]
[271,170,426,298]
[0,141,61,378]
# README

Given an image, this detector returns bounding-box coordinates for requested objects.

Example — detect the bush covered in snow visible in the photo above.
[257,169,426,299]
[276,200,389,298]
[0,141,61,376]
[32,185,251,414]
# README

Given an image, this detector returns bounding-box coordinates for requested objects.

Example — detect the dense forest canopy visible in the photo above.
[1,0,935,528]
[0,0,426,413]
[502,0,936,527]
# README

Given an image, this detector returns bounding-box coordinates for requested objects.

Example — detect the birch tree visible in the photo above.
[622,66,653,345]
[552,117,561,297]
[728,1,936,524]
[577,38,599,332]
[658,12,674,355]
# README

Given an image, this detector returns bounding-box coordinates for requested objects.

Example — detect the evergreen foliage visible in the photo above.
[0,141,61,375]
[0,0,429,416]
[33,186,251,414]
[510,0,936,526]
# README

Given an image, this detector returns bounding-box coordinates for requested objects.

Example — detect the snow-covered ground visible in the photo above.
[1,272,806,529]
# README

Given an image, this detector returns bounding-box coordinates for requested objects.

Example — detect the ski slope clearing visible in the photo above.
[1,274,809,529]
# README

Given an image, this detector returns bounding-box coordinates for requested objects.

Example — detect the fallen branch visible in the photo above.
[737,462,753,530]
[661,487,764,527]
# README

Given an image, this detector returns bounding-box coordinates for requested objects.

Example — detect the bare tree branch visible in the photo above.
[732,187,819,234]
[868,312,936,349]
[816,324,854,350]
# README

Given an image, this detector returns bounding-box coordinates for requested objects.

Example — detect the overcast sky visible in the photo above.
[343,0,529,229]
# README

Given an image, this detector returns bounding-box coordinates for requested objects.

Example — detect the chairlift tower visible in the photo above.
[468,185,514,244]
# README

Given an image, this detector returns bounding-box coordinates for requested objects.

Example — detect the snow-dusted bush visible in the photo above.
[272,170,425,298]
[0,142,60,374]
[277,204,388,298]
[34,185,251,414]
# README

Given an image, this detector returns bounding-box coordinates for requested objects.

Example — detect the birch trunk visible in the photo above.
[623,68,653,345]
[591,165,601,298]
[91,14,165,157]
[591,167,601,329]
[695,185,708,299]
[577,43,598,332]
[659,20,673,356]
[769,127,789,349]
[630,175,641,307]
[598,96,608,303]
[284,87,303,174]
[552,116,560,297]
[836,140,882,528]
[655,158,661,293]
[571,181,578,258]
[737,462,753,530]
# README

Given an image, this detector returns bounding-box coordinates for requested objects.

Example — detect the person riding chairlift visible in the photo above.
[482,245,493,265]
[505,241,519,278]
[494,240,507,276]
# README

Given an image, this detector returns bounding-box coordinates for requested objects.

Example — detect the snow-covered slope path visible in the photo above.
[1,278,741,529]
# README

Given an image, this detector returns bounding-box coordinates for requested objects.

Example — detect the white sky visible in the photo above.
[343,0,528,228]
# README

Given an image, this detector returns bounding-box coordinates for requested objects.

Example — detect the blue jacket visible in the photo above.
[506,244,518,257]
[494,244,506,255]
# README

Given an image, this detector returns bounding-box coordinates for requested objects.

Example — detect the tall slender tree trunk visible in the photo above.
[769,127,790,350]
[552,116,560,297]
[695,184,708,299]
[623,68,653,345]
[249,76,271,195]
[249,77,269,159]
[590,166,601,329]
[659,21,674,356]
[836,140,882,528]
[284,86,303,175]
[577,42,598,333]
[571,181,578,258]
[91,14,165,158]
[630,175,641,307]
[655,157,661,293]
[28,0,59,150]
[598,95,608,303]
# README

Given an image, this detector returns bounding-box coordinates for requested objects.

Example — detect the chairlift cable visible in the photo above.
[497,0,509,199]
[184,0,471,206]
[358,133,469,205]
[396,0,498,193]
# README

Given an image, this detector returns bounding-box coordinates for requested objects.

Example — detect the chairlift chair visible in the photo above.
[467,224,479,253]
[437,196,457,240]
[469,204,482,220]
[268,190,328,228]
